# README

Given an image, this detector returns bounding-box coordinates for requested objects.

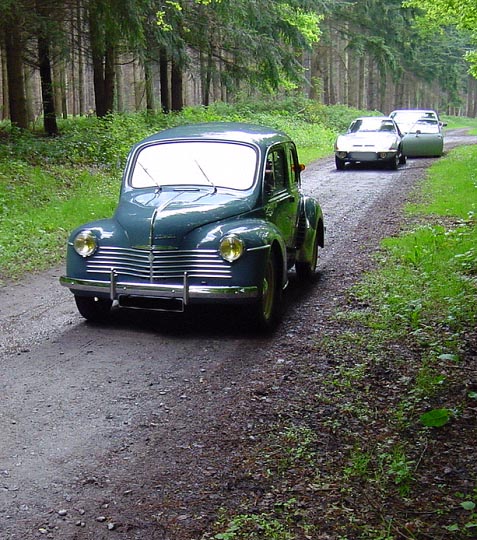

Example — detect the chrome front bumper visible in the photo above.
[60,271,258,306]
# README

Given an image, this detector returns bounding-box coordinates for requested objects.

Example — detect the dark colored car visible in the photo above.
[60,122,325,330]
[389,109,446,158]
[401,118,444,157]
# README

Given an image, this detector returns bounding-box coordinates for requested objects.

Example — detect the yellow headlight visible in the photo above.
[73,230,97,257]
[219,235,244,262]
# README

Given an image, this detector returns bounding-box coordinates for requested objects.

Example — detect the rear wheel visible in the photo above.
[295,233,319,281]
[252,253,281,332]
[74,295,112,323]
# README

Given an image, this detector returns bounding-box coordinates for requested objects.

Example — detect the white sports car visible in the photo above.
[334,116,406,170]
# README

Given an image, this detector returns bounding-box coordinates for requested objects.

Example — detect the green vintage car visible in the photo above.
[390,109,445,157]
[60,122,325,331]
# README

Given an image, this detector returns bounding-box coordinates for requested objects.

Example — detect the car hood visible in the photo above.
[336,132,399,150]
[114,189,254,248]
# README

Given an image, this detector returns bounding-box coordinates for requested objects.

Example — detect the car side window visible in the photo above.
[286,144,300,186]
[265,147,287,195]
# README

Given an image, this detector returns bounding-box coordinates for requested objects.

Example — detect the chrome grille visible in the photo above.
[349,152,377,160]
[86,247,231,279]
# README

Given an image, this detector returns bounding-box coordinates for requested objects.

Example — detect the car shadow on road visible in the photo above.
[74,271,324,339]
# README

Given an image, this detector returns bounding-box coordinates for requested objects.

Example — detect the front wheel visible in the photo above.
[388,153,399,170]
[74,295,112,323]
[251,253,281,332]
[335,156,346,170]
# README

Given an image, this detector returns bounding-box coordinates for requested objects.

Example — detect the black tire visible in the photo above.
[388,153,399,170]
[295,232,319,281]
[252,253,281,332]
[74,295,112,323]
[399,152,406,165]
[335,156,346,170]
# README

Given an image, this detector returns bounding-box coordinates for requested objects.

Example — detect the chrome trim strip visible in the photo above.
[246,244,270,252]
[83,246,233,280]
[60,276,258,300]
[183,272,189,305]
[110,269,117,300]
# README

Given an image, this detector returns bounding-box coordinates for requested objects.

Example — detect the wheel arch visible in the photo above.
[296,197,324,263]
[269,239,287,291]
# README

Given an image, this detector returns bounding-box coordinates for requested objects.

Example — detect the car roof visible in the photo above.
[354,116,394,121]
[349,116,398,128]
[390,109,438,116]
[136,122,292,149]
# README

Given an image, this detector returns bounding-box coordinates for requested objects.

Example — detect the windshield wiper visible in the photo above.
[138,162,161,192]
[194,159,217,193]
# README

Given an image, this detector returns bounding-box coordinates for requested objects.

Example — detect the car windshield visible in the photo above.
[407,119,440,134]
[392,111,437,124]
[349,118,396,133]
[130,141,258,190]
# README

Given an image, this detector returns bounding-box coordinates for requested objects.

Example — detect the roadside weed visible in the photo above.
[444,488,477,536]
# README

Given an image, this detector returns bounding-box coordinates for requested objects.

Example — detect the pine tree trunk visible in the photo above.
[4,15,28,129]
[1,50,8,120]
[159,48,170,113]
[38,35,58,135]
[76,0,85,115]
[103,43,115,114]
[144,60,155,112]
[171,59,183,111]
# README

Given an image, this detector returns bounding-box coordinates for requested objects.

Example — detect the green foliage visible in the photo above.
[343,443,415,498]
[419,408,452,427]
[213,511,294,540]
[445,489,477,536]
[266,426,318,476]
[404,0,477,77]
[0,163,120,280]
[350,145,477,355]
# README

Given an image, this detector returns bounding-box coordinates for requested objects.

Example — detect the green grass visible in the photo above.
[0,164,120,280]
[442,114,477,134]
[406,145,477,218]
[355,144,477,347]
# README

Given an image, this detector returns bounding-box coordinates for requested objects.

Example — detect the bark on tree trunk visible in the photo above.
[171,59,183,111]
[1,51,8,120]
[4,16,28,129]
[89,10,115,118]
[103,43,115,115]
[38,35,58,135]
[159,48,170,113]
[144,60,155,112]
[76,0,85,115]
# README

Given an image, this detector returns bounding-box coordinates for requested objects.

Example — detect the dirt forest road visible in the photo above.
[0,129,475,540]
